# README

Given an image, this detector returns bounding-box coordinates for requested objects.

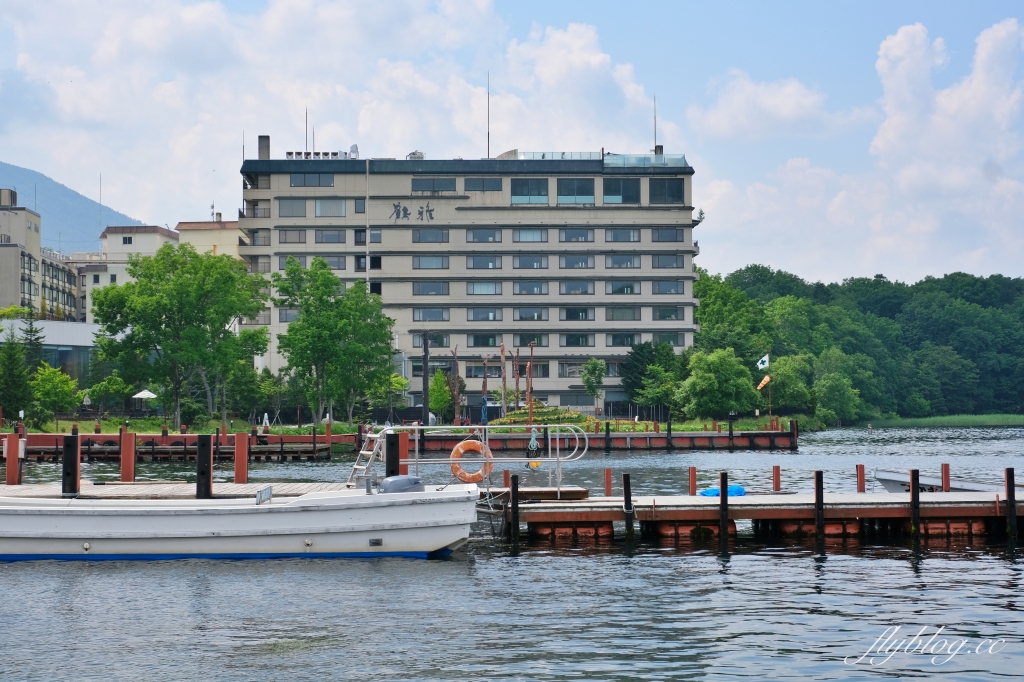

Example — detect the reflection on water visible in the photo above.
[2,427,1024,679]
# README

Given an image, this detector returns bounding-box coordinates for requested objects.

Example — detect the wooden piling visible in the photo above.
[196,434,213,499]
[604,421,610,450]
[623,473,634,536]
[510,474,520,541]
[234,433,248,484]
[719,471,729,541]
[1006,468,1017,541]
[120,428,135,482]
[604,467,612,497]
[5,433,20,486]
[773,465,781,492]
[503,469,511,488]
[814,470,824,538]
[93,423,101,434]
[856,464,865,493]
[61,435,80,497]
[689,466,697,496]
[910,469,920,536]
[942,463,950,492]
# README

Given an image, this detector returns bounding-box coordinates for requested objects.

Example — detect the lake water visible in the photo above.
[2,427,1023,680]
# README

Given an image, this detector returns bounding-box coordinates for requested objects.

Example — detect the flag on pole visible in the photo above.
[757,354,770,370]
[757,375,771,391]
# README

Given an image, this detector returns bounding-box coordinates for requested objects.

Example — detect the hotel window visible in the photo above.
[606,307,640,321]
[369,282,382,295]
[464,178,502,191]
[653,280,681,294]
[653,254,685,268]
[558,362,585,378]
[514,307,548,321]
[606,281,639,295]
[655,307,681,321]
[514,333,548,347]
[279,308,299,322]
[605,254,640,269]
[279,255,307,269]
[278,229,306,244]
[607,333,637,347]
[412,178,456,193]
[605,229,640,243]
[413,228,448,243]
[561,333,593,346]
[652,228,685,242]
[413,308,450,322]
[521,361,551,377]
[560,254,594,269]
[467,307,502,321]
[561,394,595,407]
[315,229,344,243]
[371,229,381,243]
[354,199,365,213]
[514,255,547,269]
[513,228,547,242]
[559,280,594,295]
[560,228,593,242]
[413,281,449,295]
[122,236,133,245]
[92,274,100,284]
[656,332,681,346]
[315,199,345,217]
[412,333,449,348]
[278,199,306,217]
[467,228,501,243]
[413,255,449,269]
[649,178,684,204]
[355,229,366,245]
[556,178,595,204]
[467,255,501,269]
[560,307,595,321]
[603,178,640,204]
[411,359,455,377]
[511,178,549,204]
[514,281,548,295]
[370,256,381,269]
[465,362,503,378]
[467,333,501,347]
[289,173,334,187]
[467,281,501,295]
[320,256,345,270]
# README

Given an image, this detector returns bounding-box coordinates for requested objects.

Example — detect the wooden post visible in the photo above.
[234,433,248,484]
[909,469,920,537]
[398,432,409,475]
[71,423,78,436]
[94,423,101,434]
[120,428,135,482]
[510,474,520,541]
[62,435,80,497]
[196,434,213,499]
[604,467,612,496]
[623,473,634,536]
[941,463,950,492]
[814,470,824,539]
[5,433,20,486]
[162,424,168,437]
[503,469,510,488]
[773,465,781,492]
[667,421,672,443]
[856,464,865,493]
[719,471,729,540]
[689,466,697,496]
[384,432,400,478]
[1006,468,1017,541]
[604,421,610,450]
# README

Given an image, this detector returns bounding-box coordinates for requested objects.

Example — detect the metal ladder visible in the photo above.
[347,432,385,485]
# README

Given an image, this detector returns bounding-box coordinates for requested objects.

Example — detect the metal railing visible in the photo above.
[239,206,271,219]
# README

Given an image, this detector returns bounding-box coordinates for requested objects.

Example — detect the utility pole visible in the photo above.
[421,335,430,427]
[527,341,535,425]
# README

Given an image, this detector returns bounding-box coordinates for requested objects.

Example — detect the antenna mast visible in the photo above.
[305,109,308,151]
[487,72,490,159]
[654,95,657,149]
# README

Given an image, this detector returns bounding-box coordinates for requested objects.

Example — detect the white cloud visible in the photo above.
[687,68,875,139]
[698,19,1024,282]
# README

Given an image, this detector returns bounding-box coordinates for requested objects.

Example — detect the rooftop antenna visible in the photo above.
[313,124,315,153]
[242,129,245,161]
[487,71,490,159]
[654,94,657,150]
[305,108,308,151]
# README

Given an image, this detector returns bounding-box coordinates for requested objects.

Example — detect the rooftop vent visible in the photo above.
[258,135,270,160]
[0,188,16,207]
[406,150,425,160]
[350,144,359,160]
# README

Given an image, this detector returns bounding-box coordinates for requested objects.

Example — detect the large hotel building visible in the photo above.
[238,136,699,413]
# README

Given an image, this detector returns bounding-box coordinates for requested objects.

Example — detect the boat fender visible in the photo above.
[450,440,494,483]
[381,475,425,494]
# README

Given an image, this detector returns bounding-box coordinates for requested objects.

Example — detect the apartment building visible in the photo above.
[176,215,248,257]
[237,137,699,412]
[0,188,79,320]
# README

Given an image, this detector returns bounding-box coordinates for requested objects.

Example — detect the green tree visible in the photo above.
[20,312,44,374]
[0,305,29,320]
[29,362,84,431]
[581,357,607,407]
[813,373,860,426]
[635,364,680,415]
[330,280,396,425]
[368,372,410,413]
[428,369,453,422]
[620,342,657,402]
[675,348,759,419]
[766,355,813,414]
[92,243,267,429]
[0,328,32,421]
[87,369,133,413]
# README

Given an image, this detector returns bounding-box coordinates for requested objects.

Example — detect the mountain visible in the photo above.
[0,161,142,253]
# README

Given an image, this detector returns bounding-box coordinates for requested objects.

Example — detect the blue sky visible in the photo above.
[1,1,1022,282]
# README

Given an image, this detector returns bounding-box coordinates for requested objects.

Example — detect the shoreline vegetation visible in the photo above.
[869,414,1024,428]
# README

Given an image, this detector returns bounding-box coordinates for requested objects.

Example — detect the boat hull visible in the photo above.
[0,485,477,561]
[873,469,1014,494]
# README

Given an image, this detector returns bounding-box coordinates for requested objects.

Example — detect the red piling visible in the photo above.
[120,427,135,482]
[398,432,409,475]
[234,432,248,484]
[5,433,21,485]
[503,469,511,488]
[856,464,865,493]
[689,466,697,496]
[94,423,101,434]
[773,465,781,492]
[942,463,950,492]
[604,467,612,497]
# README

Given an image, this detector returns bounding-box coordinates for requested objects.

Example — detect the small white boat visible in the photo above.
[0,484,477,561]
[874,468,1019,494]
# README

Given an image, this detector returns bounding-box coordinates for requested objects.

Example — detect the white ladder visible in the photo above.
[347,432,384,485]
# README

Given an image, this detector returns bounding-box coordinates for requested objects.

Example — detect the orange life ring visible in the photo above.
[450,440,494,483]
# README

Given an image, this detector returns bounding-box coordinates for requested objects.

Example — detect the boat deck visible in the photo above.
[0,482,352,500]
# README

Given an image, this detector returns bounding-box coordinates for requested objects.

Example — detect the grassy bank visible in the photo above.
[871,414,1024,428]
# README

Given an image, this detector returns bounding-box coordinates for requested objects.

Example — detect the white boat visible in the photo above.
[874,468,1019,494]
[0,484,477,561]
